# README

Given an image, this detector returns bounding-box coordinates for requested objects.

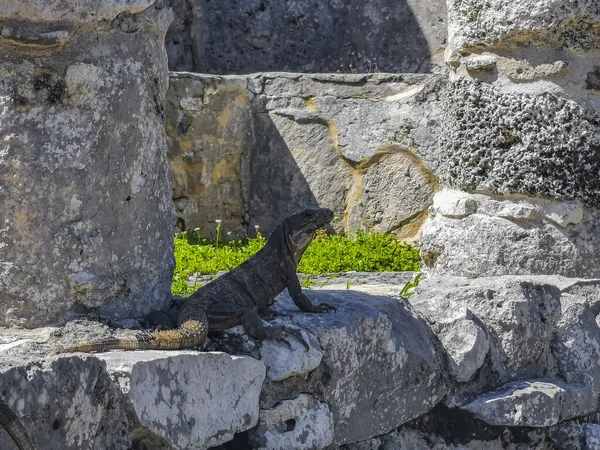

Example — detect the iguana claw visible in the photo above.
[315,302,336,313]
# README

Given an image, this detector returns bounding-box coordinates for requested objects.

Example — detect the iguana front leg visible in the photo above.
[241,309,309,350]
[285,266,335,313]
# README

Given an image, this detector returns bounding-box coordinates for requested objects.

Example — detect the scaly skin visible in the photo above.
[53,208,335,354]
[53,317,207,355]
[0,398,35,450]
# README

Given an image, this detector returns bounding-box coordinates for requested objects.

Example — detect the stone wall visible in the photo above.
[164,0,447,74]
[0,1,175,327]
[166,72,441,240]
[4,273,600,449]
[419,0,600,278]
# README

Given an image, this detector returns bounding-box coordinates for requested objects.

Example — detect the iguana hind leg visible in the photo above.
[52,311,208,355]
[241,309,309,350]
[0,398,35,450]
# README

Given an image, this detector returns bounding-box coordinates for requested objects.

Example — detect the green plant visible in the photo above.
[399,273,422,298]
[172,227,420,296]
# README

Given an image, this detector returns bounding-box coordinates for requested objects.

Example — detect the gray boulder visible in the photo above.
[0,354,133,450]
[100,350,266,450]
[553,303,600,396]
[461,379,597,427]
[270,289,447,447]
[411,276,561,383]
[249,394,334,450]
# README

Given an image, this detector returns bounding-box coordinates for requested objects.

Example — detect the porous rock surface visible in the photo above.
[0,0,174,328]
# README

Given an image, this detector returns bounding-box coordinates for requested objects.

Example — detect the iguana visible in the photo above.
[0,398,35,450]
[54,208,335,354]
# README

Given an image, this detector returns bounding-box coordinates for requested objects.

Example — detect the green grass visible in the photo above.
[172,228,420,296]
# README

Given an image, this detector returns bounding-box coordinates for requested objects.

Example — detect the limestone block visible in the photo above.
[100,350,266,450]
[260,320,323,382]
[166,73,443,238]
[421,190,600,278]
[0,1,174,327]
[411,276,561,381]
[461,380,597,427]
[438,318,489,383]
[164,0,447,74]
[166,74,251,237]
[447,0,600,52]
[362,151,436,235]
[0,355,132,450]
[272,289,447,447]
[553,304,600,396]
[249,394,334,450]
[584,424,600,450]
[440,80,600,207]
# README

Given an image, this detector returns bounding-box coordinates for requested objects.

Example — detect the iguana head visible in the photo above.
[284,207,334,262]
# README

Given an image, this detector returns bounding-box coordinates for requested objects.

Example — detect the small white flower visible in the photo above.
[227,231,232,235]
[255,225,259,229]
[216,219,222,223]
[194,227,200,231]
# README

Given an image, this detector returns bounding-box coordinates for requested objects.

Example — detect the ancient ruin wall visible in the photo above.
[0,1,175,327]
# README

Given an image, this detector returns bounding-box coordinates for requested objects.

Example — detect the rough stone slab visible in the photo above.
[164,0,447,73]
[553,303,600,396]
[249,394,334,450]
[411,276,561,382]
[260,320,323,382]
[0,3,174,327]
[0,355,133,450]
[447,0,600,52]
[272,289,447,447]
[584,424,600,450]
[438,318,489,383]
[166,72,443,238]
[0,0,155,22]
[100,350,266,450]
[461,379,597,427]
[421,190,600,278]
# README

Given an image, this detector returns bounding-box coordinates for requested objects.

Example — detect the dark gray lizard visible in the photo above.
[54,208,335,354]
[0,398,35,450]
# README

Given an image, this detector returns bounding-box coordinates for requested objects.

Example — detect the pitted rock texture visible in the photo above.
[439,80,600,207]
[461,379,597,427]
[0,355,133,450]
[166,72,442,238]
[0,1,174,327]
[101,350,266,450]
[164,0,447,74]
[446,0,600,52]
[420,190,600,278]
[249,394,334,450]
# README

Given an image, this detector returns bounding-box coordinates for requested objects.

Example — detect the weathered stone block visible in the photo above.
[462,380,597,427]
[0,1,174,327]
[421,190,600,278]
[271,289,447,447]
[100,350,266,450]
[164,0,447,74]
[0,354,133,450]
[249,394,334,450]
[411,276,561,382]
[166,72,442,239]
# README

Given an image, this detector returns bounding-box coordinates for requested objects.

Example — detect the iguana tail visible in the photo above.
[0,398,35,450]
[52,317,208,355]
